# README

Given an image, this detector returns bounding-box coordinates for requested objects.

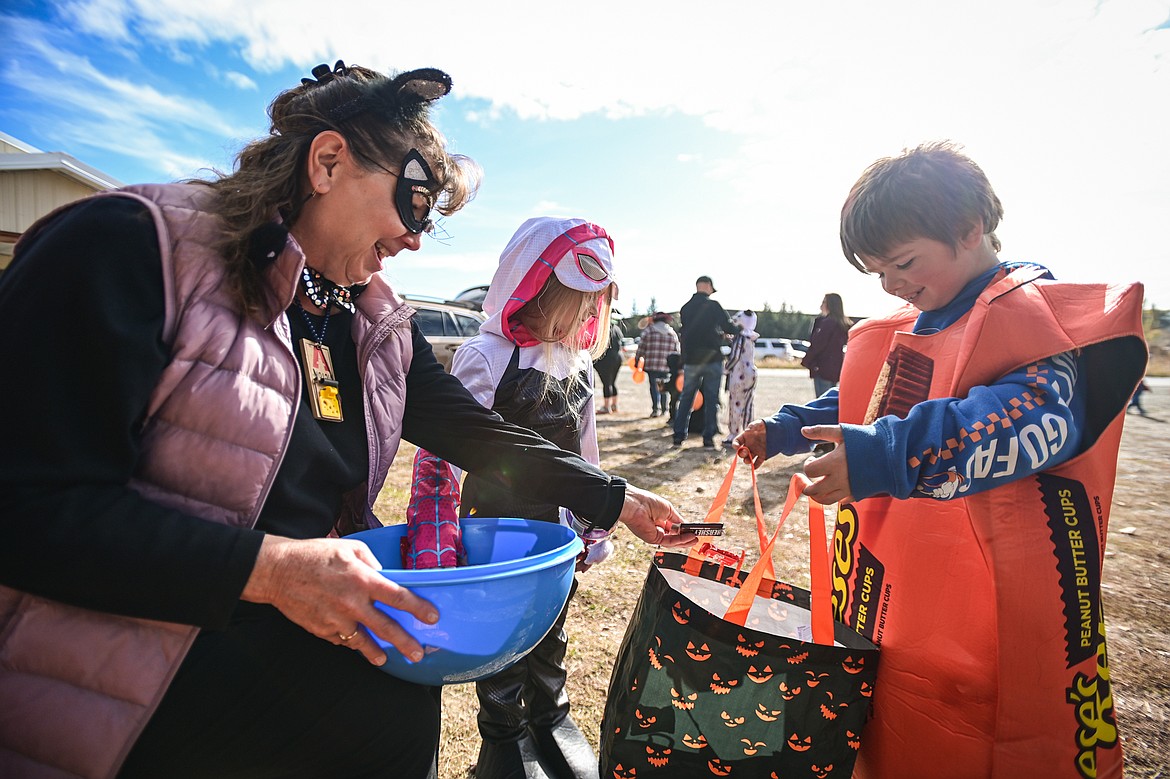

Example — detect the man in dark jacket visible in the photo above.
[672,275,738,448]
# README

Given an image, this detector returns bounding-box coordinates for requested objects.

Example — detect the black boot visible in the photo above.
[524,582,598,779]
[474,580,596,779]
[527,715,597,779]
[474,732,555,779]
[474,654,537,779]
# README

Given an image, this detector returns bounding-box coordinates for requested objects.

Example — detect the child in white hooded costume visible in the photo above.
[449,217,618,779]
[723,309,759,447]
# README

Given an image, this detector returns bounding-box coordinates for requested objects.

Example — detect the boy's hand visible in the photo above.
[732,419,768,469]
[800,425,854,504]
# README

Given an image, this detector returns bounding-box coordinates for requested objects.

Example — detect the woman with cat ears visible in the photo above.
[0,61,694,779]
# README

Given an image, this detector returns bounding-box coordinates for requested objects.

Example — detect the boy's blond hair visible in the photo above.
[840,140,1004,273]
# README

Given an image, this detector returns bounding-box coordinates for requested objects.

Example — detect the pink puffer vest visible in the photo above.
[0,184,414,778]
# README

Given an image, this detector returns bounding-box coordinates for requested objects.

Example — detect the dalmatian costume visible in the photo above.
[723,310,758,446]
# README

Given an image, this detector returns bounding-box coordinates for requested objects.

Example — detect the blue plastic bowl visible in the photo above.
[349,518,583,685]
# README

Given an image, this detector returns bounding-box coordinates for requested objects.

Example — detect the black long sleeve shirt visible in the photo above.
[679,292,737,365]
[0,197,624,630]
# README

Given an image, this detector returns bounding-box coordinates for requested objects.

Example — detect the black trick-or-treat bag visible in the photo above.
[600,462,879,778]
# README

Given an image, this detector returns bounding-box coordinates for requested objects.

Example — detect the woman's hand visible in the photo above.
[242,535,439,666]
[618,484,695,548]
[800,425,854,504]
[732,419,769,469]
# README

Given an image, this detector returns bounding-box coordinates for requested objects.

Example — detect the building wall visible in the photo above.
[0,131,117,270]
[0,169,96,234]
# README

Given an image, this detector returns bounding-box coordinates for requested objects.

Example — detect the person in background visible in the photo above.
[734,141,1144,778]
[722,309,759,448]
[0,61,694,779]
[673,275,738,448]
[636,310,681,417]
[1128,376,1151,415]
[801,292,853,398]
[593,318,624,414]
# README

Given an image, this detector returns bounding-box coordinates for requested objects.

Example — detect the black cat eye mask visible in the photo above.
[395,149,438,234]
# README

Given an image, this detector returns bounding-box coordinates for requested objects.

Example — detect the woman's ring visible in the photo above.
[338,629,360,642]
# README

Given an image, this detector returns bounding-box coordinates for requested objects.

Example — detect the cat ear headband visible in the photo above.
[304,60,453,124]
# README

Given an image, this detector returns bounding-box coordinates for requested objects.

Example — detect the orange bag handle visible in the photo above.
[696,457,774,579]
[723,471,835,646]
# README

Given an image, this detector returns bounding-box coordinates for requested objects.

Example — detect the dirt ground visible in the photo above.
[376,367,1169,778]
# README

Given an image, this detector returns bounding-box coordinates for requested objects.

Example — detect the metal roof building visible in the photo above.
[0,131,123,271]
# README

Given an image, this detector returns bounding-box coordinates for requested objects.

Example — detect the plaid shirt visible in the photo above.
[635,322,681,372]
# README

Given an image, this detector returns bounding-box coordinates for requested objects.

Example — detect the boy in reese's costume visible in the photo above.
[734,141,1146,778]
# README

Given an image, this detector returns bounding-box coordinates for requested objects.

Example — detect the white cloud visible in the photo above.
[3,15,250,134]
[222,71,258,91]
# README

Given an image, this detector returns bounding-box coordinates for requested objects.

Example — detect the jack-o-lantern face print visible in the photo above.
[648,646,665,670]
[812,764,834,778]
[686,641,712,661]
[805,671,830,687]
[841,655,866,674]
[672,602,691,624]
[860,681,874,698]
[767,601,790,622]
[710,672,739,694]
[736,634,764,657]
[708,758,733,776]
[787,732,813,752]
[720,710,746,727]
[846,729,861,750]
[635,708,657,729]
[647,637,672,671]
[779,681,802,700]
[819,690,849,721]
[681,732,708,749]
[671,687,698,710]
[740,738,767,756]
[645,744,671,768]
[613,763,636,778]
[770,581,795,601]
[746,664,774,683]
[755,702,782,722]
[787,650,810,665]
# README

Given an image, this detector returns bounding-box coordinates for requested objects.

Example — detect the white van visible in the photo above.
[754,338,805,362]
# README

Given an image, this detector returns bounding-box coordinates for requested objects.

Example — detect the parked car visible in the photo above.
[404,295,487,372]
[452,284,489,312]
[754,338,805,362]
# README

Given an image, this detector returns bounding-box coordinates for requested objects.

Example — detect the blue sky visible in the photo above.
[3,0,1168,319]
